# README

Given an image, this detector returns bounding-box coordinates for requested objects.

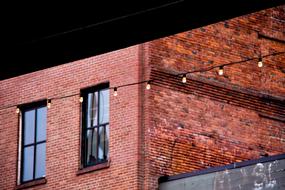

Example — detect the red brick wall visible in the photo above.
[0,46,142,189]
[144,5,285,189]
[149,6,285,97]
[0,5,285,190]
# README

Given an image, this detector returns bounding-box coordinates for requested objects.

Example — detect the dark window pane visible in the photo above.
[23,146,34,182]
[86,128,97,165]
[35,143,46,179]
[82,85,109,167]
[99,89,109,124]
[36,107,47,142]
[24,110,35,145]
[87,92,98,128]
[98,126,104,160]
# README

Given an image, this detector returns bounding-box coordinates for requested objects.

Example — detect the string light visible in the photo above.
[79,97,83,103]
[218,66,224,76]
[258,57,263,68]
[146,81,151,90]
[47,99,51,109]
[177,125,184,130]
[0,51,284,112]
[182,74,187,83]
[113,87,118,96]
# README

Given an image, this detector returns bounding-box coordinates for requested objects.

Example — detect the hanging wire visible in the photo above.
[179,51,285,77]
[0,51,284,111]
[24,0,185,45]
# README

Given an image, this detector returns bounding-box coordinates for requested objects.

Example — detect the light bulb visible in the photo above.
[218,66,224,76]
[146,81,151,90]
[16,108,20,114]
[113,87,118,96]
[258,58,263,68]
[47,99,51,109]
[182,74,187,83]
[79,97,83,103]
[177,126,184,130]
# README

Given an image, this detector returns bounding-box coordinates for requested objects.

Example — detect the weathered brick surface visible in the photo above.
[0,5,284,190]
[0,46,141,190]
[148,7,285,97]
[144,5,285,190]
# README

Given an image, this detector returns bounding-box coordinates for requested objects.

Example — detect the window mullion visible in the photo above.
[35,140,46,145]
[82,93,87,167]
[83,94,86,166]
[97,91,100,161]
[33,109,37,180]
[103,124,106,160]
[20,111,25,183]
[83,94,86,165]
[89,94,94,163]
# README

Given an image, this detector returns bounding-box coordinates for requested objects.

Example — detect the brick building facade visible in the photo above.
[0,5,284,190]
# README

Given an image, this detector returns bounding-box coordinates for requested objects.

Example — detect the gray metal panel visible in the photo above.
[160,159,285,190]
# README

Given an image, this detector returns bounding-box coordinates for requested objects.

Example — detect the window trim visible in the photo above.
[80,82,109,168]
[77,159,111,175]
[16,178,47,190]
[18,100,47,184]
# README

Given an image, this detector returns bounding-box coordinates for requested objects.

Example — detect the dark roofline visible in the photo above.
[158,153,285,184]
[1,1,285,80]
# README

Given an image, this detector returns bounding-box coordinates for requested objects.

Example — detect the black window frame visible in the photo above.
[81,83,110,168]
[19,100,47,184]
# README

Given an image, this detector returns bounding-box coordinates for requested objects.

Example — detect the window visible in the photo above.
[81,83,109,167]
[19,102,47,183]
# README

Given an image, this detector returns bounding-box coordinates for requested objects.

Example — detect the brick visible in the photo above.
[0,5,285,190]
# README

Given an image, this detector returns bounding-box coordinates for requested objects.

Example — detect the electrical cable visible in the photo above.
[0,51,284,111]
[25,0,185,45]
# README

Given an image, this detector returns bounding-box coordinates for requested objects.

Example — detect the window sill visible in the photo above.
[77,160,110,175]
[15,178,47,190]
